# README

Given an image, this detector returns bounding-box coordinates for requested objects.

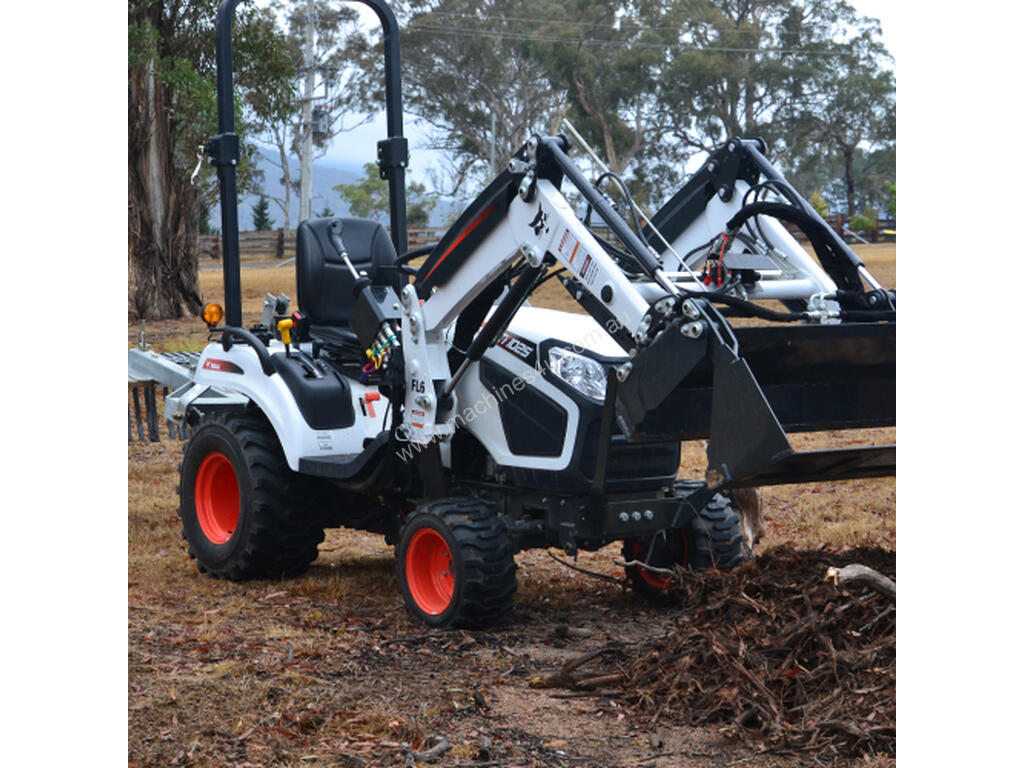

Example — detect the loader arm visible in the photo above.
[398,135,894,496]
[398,136,683,447]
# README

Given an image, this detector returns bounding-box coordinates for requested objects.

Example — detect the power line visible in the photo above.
[425,9,872,41]
[409,23,860,56]
[428,9,808,34]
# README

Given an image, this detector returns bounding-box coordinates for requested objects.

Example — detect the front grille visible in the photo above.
[581,420,679,492]
[605,437,680,491]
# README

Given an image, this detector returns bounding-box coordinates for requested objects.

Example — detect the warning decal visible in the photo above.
[579,254,600,286]
[556,228,579,263]
[555,225,598,283]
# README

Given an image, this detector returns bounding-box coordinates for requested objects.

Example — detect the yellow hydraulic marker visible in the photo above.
[277,317,294,346]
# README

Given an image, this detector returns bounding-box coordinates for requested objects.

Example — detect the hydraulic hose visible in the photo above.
[683,290,808,322]
[725,201,864,292]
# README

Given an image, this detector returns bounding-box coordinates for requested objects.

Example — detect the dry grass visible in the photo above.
[130,241,895,353]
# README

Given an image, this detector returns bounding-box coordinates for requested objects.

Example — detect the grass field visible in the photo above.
[128,241,895,767]
[133,242,896,351]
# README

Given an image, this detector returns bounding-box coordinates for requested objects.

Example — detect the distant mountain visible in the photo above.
[210,147,361,230]
[212,146,460,232]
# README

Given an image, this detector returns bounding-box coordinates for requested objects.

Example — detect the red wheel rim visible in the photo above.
[630,540,674,591]
[194,452,240,544]
[405,528,455,615]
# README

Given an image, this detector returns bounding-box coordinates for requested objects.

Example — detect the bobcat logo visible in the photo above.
[529,204,548,236]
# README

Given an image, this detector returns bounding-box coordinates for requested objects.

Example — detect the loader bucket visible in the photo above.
[617,317,895,491]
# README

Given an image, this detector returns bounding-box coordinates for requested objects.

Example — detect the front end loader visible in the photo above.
[160,0,894,628]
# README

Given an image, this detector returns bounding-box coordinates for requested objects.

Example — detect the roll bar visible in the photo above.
[209,0,408,327]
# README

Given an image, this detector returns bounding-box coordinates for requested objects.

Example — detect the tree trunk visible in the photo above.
[843,146,857,217]
[276,137,292,242]
[128,46,203,321]
[298,0,315,224]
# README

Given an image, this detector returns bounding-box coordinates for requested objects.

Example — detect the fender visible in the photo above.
[192,341,387,470]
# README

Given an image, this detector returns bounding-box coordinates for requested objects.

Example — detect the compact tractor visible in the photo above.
[151,0,895,628]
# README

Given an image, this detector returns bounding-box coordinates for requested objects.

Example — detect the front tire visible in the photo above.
[179,409,324,580]
[396,498,517,629]
[623,489,749,597]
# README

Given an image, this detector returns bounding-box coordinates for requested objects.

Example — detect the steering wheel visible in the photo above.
[396,244,435,277]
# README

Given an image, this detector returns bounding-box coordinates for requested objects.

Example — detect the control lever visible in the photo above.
[329,220,361,281]
[329,219,371,296]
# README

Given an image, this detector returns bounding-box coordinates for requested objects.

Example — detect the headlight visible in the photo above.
[547,347,607,401]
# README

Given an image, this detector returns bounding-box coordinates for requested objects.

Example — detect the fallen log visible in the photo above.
[824,564,896,600]
[406,736,451,763]
[528,646,625,689]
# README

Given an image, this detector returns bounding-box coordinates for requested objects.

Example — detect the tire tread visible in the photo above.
[399,498,517,629]
[179,409,325,581]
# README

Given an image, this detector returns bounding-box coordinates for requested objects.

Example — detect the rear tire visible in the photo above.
[396,498,517,629]
[623,488,748,597]
[179,409,325,580]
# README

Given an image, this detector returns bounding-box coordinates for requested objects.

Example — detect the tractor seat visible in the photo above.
[295,217,402,357]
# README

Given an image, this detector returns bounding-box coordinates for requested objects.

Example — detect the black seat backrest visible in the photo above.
[296,217,401,327]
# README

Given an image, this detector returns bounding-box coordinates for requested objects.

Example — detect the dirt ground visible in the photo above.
[128,243,895,767]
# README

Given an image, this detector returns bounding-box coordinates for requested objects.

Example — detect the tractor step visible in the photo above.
[298,432,389,479]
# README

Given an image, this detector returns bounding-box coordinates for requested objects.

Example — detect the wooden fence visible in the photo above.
[200,215,894,260]
[198,227,448,260]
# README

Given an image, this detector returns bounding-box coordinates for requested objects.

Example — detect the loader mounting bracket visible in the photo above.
[205,132,239,168]
[377,136,409,179]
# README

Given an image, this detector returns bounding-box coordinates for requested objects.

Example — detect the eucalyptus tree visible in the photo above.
[797,24,894,216]
[655,0,894,211]
[255,0,370,229]
[508,0,893,208]
[524,0,675,181]
[128,0,293,320]
[338,0,894,215]
[253,0,360,238]
[344,0,566,197]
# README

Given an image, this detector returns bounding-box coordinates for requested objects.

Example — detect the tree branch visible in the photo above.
[824,565,895,601]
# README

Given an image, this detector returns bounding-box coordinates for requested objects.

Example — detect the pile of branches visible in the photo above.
[625,547,895,760]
